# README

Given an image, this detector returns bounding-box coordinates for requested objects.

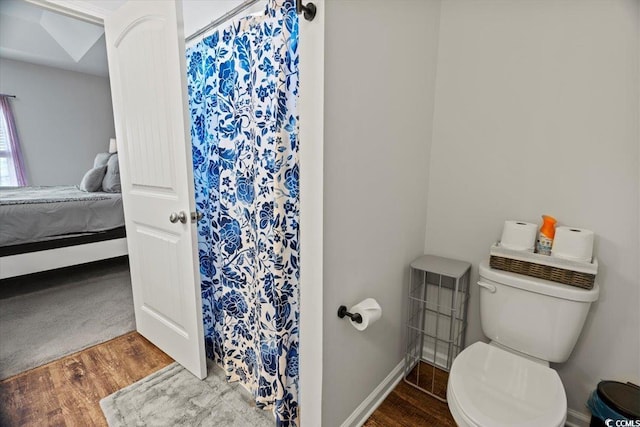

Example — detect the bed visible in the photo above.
[0,186,127,278]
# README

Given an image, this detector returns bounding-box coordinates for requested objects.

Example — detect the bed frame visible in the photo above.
[0,228,128,279]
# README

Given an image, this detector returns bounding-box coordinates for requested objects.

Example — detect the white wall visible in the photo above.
[182,0,266,41]
[0,58,115,185]
[298,0,325,424]
[322,1,441,425]
[424,0,639,418]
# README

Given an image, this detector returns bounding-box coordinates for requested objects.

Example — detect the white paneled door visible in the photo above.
[104,0,206,379]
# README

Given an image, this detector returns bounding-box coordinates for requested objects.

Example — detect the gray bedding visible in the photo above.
[0,186,125,246]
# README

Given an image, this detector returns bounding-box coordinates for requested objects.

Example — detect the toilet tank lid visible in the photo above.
[479,259,599,302]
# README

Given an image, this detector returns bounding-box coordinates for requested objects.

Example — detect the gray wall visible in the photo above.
[424,0,639,418]
[322,1,442,425]
[0,58,115,185]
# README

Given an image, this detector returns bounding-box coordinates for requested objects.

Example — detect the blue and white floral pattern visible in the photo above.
[186,1,299,425]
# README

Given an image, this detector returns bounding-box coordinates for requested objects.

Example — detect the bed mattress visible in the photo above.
[0,186,125,247]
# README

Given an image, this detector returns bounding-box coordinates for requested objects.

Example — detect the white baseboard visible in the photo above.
[340,360,405,427]
[337,352,590,427]
[566,408,591,427]
[421,344,450,370]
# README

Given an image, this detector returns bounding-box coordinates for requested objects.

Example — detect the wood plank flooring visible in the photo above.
[403,360,450,401]
[364,362,456,427]
[0,332,173,427]
[2,334,455,427]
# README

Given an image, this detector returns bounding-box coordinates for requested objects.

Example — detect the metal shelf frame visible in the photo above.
[404,255,471,402]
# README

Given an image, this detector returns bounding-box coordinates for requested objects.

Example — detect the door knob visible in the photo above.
[191,211,203,222]
[169,211,187,224]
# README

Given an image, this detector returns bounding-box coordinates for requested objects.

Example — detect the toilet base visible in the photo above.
[446,383,476,427]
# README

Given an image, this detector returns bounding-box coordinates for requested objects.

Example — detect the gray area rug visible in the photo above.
[0,259,135,379]
[101,360,274,427]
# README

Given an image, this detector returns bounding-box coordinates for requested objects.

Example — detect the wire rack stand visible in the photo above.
[404,255,471,402]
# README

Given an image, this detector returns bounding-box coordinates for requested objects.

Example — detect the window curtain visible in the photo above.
[0,95,27,186]
[186,0,299,425]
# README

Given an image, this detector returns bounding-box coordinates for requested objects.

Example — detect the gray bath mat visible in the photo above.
[100,360,274,426]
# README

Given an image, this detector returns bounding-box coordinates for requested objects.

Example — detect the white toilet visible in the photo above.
[447,259,599,427]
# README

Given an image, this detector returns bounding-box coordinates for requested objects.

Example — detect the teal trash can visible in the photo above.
[587,381,640,427]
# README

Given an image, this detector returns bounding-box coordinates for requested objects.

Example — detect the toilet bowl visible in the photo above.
[447,260,599,427]
[447,342,566,427]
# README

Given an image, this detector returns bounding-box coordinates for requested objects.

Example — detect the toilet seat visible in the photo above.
[447,342,567,427]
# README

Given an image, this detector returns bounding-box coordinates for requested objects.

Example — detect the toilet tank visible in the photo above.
[478,260,599,363]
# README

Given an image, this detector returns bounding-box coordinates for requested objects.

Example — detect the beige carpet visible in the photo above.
[0,258,135,379]
[101,360,274,427]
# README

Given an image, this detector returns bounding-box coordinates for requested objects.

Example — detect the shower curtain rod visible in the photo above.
[186,0,263,43]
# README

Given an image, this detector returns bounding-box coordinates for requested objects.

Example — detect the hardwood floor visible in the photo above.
[2,337,455,427]
[364,362,456,427]
[0,332,173,427]
[403,361,450,401]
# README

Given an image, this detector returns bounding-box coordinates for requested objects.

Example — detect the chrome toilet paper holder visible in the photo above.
[337,305,362,324]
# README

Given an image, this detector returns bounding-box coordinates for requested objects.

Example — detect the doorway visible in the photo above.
[0,0,134,379]
[0,0,326,425]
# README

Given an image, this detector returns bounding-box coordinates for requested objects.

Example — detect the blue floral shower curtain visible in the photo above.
[186,1,299,425]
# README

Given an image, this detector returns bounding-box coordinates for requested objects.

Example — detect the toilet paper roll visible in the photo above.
[349,298,382,331]
[500,221,538,251]
[551,226,594,263]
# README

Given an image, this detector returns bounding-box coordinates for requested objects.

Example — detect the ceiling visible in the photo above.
[0,0,111,76]
[0,0,251,78]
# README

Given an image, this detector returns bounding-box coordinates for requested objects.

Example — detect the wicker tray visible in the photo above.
[489,243,597,290]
